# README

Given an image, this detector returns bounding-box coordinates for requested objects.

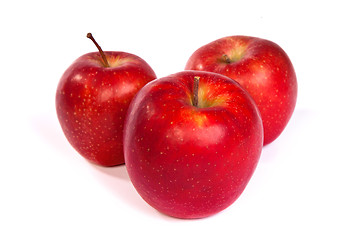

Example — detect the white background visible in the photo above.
[1,0,359,239]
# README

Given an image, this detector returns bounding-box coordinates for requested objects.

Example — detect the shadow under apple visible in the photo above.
[89,163,169,219]
[29,111,168,219]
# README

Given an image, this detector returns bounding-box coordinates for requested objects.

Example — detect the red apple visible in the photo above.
[185,36,297,145]
[123,70,263,219]
[56,33,156,166]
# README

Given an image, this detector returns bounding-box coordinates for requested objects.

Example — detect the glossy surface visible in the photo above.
[56,51,156,166]
[185,36,297,145]
[124,71,263,218]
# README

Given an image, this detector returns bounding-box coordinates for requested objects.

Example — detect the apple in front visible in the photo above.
[185,36,297,145]
[123,71,263,219]
[56,34,156,166]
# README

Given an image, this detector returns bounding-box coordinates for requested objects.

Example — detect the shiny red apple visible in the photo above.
[56,33,156,166]
[185,36,297,145]
[123,70,263,219]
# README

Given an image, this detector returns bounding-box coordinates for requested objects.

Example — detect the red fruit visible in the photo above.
[124,70,263,218]
[185,35,297,145]
[56,33,156,166]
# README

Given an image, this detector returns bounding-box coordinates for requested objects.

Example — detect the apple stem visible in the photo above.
[222,54,231,64]
[193,76,200,107]
[86,33,110,67]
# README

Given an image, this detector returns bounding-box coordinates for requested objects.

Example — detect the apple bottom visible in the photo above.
[127,152,258,219]
[56,100,128,167]
[125,112,261,219]
[86,140,124,167]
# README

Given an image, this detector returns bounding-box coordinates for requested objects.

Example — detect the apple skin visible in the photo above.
[123,70,263,219]
[185,36,297,145]
[56,51,156,166]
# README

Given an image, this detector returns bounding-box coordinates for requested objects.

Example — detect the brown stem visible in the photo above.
[86,33,110,67]
[193,76,200,107]
[222,54,231,64]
